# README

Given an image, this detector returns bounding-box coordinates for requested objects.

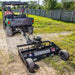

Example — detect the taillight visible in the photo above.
[32,19,34,23]
[32,19,34,24]
[8,21,10,24]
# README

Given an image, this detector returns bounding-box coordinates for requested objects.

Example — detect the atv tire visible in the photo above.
[6,26,13,37]
[3,17,6,29]
[28,26,33,34]
[26,58,35,72]
[59,50,69,60]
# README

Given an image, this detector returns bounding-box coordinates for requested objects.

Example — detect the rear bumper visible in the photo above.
[6,18,32,26]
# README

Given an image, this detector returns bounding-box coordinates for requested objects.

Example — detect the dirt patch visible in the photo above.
[36,31,73,40]
[0,26,9,75]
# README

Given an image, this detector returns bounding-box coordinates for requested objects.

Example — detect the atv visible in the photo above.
[2,1,34,37]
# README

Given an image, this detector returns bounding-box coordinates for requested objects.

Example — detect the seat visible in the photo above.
[14,14,26,18]
[5,14,14,19]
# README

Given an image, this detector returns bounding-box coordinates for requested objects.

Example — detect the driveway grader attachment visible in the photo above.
[17,34,69,72]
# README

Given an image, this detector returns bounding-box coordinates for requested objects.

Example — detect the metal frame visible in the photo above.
[17,33,61,62]
[1,1,28,18]
[2,1,28,5]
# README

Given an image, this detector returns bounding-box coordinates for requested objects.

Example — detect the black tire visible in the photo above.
[26,58,35,72]
[28,26,33,34]
[3,17,6,29]
[59,50,69,60]
[6,26,13,37]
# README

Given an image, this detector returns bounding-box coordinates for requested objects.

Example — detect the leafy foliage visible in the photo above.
[70,2,75,10]
[28,15,75,34]
[43,0,57,10]
[62,1,75,10]
[28,1,38,9]
[55,3,63,9]
[43,0,62,10]
[63,1,72,9]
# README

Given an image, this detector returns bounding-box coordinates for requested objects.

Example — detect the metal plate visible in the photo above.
[11,18,32,26]
[34,49,50,56]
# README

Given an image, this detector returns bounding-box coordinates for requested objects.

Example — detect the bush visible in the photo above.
[70,3,75,10]
[43,0,63,10]
[43,0,57,10]
[35,5,44,9]
[63,2,71,9]
[55,3,63,9]
[63,1,75,10]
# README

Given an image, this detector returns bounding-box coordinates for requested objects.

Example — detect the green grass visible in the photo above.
[43,33,75,75]
[0,11,2,19]
[0,11,2,23]
[28,15,75,34]
[0,70,2,75]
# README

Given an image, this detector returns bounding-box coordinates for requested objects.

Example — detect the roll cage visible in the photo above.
[1,1,28,17]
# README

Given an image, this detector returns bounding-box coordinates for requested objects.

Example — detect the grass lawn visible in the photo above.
[44,33,75,75]
[0,11,75,75]
[0,11,2,23]
[0,12,2,18]
[0,70,1,75]
[29,15,75,34]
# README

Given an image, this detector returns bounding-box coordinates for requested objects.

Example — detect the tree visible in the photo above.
[43,0,57,10]
[29,1,38,6]
[70,2,75,10]
[55,3,63,9]
[62,1,72,9]
[28,1,38,9]
[62,1,75,10]
[62,0,74,2]
[35,5,44,9]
